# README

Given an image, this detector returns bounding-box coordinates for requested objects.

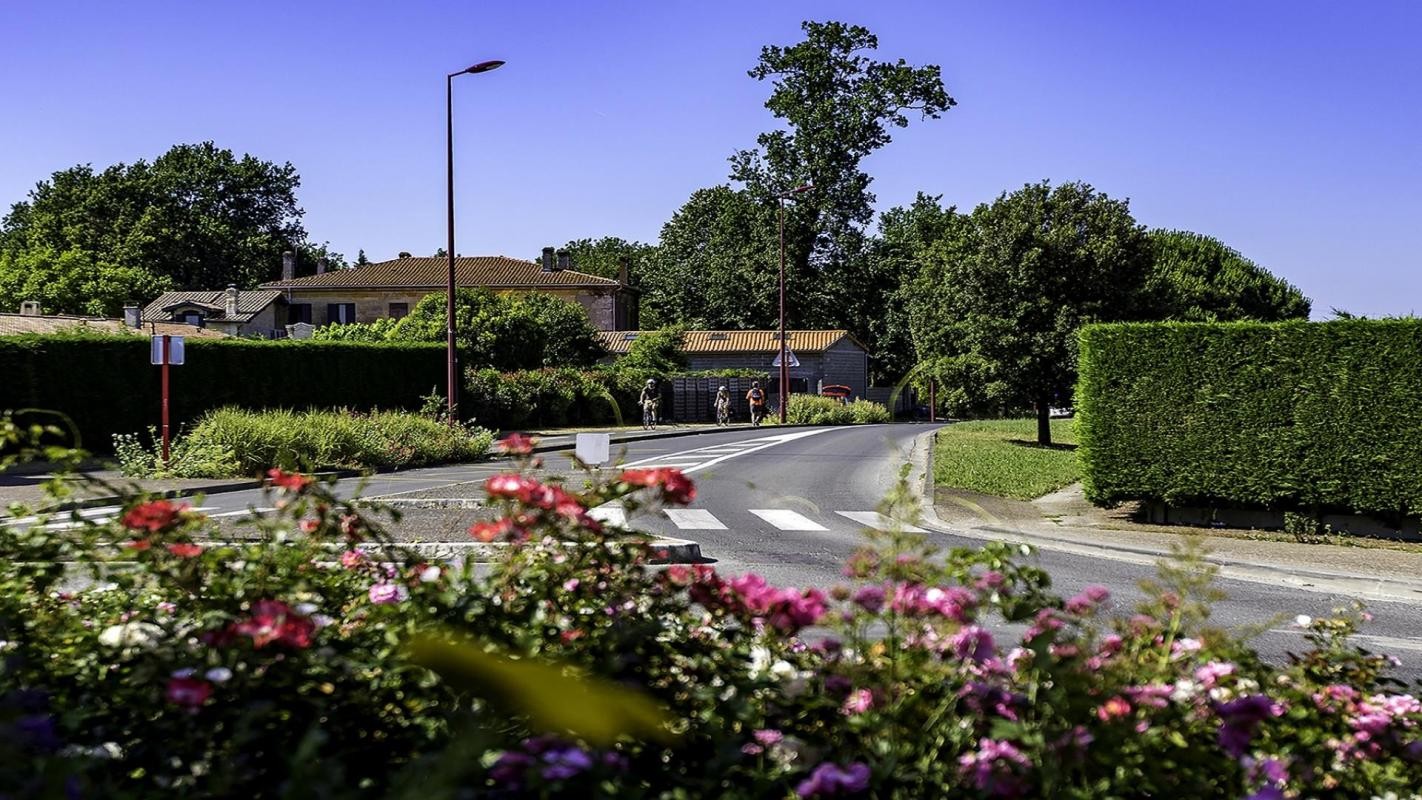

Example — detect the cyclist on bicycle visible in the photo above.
[639,378,660,427]
[715,385,731,425]
[746,381,767,425]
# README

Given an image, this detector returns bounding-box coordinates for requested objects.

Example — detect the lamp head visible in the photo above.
[460,60,505,75]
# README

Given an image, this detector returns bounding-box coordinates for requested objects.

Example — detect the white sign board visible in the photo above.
[574,432,611,466]
[150,335,186,365]
[771,348,800,368]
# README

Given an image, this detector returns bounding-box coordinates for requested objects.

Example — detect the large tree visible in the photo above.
[559,237,656,283]
[0,142,332,316]
[1146,229,1310,321]
[909,181,1153,444]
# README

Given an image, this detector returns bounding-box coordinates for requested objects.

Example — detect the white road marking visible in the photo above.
[589,505,627,529]
[207,507,276,518]
[836,511,927,534]
[750,509,828,531]
[664,509,728,530]
[621,428,837,475]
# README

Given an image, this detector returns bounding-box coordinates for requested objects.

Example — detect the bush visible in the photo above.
[1077,320,1422,518]
[785,395,889,426]
[0,335,445,451]
[2,433,1420,798]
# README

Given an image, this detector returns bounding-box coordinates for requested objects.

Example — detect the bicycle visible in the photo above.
[642,398,659,430]
[715,399,732,427]
[749,404,766,427]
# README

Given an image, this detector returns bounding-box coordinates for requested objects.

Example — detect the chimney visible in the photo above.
[618,256,630,286]
[556,249,571,271]
[224,285,239,318]
[281,250,296,281]
[123,304,141,328]
[316,258,328,275]
[541,246,556,272]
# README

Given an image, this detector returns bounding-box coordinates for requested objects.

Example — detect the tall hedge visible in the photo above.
[1077,319,1422,518]
[0,335,444,451]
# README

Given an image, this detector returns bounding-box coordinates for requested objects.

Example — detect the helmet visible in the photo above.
[719,385,727,392]
[751,381,760,388]
[646,379,656,387]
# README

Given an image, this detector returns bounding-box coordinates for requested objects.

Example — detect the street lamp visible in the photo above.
[776,183,812,424]
[446,59,505,423]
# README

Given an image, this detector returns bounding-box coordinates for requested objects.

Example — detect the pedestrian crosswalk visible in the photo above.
[636,505,932,534]
[748,509,827,531]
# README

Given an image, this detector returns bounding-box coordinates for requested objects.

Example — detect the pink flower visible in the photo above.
[266,468,313,493]
[1024,608,1063,641]
[485,473,542,503]
[121,500,189,533]
[841,688,874,716]
[1066,585,1110,615]
[958,739,1030,797]
[165,675,212,709]
[165,542,203,558]
[1194,661,1236,688]
[852,584,886,614]
[1096,696,1132,721]
[796,762,870,798]
[619,468,696,505]
[230,599,316,649]
[951,625,996,663]
[497,433,538,454]
[368,582,407,605]
[340,550,365,569]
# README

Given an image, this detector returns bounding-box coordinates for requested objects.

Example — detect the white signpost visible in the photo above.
[574,432,611,467]
[151,335,185,464]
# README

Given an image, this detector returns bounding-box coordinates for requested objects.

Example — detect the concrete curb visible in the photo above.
[20,479,263,516]
[910,430,1422,606]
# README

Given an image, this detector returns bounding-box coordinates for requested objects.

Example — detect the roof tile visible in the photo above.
[261,256,622,290]
[597,330,860,355]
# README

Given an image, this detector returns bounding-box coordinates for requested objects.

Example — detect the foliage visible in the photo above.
[1146,229,1311,322]
[111,428,241,479]
[558,237,655,283]
[909,181,1154,445]
[311,289,604,371]
[0,335,445,450]
[619,327,687,373]
[464,367,646,431]
[933,419,1081,500]
[3,441,1421,798]
[0,142,333,316]
[1078,319,1422,519]
[784,395,889,426]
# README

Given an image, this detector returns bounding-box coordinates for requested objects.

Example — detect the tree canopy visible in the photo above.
[909,181,1153,444]
[559,237,655,282]
[0,142,335,316]
[1145,229,1311,322]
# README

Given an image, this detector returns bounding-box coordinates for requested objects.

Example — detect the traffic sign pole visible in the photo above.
[161,335,171,466]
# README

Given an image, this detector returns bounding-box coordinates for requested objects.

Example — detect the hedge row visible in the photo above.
[0,334,445,451]
[1076,319,1422,518]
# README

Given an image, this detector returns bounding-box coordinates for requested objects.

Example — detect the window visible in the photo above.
[388,302,409,319]
[180,312,205,328]
[326,303,356,325]
[289,304,312,325]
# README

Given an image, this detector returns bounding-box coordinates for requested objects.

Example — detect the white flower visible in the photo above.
[311,614,335,629]
[170,667,196,679]
[0,640,14,652]
[769,660,797,680]
[1171,679,1200,703]
[97,622,163,649]
[420,565,442,583]
[748,646,773,677]
[1295,615,1313,628]
[294,602,319,616]
[205,667,233,683]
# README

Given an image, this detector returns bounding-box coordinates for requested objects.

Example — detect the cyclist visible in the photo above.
[745,381,767,426]
[639,378,660,428]
[714,385,732,426]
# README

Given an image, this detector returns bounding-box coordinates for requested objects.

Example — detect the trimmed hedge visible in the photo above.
[0,334,444,451]
[1077,319,1422,518]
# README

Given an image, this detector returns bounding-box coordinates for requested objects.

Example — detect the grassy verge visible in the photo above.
[933,418,1080,500]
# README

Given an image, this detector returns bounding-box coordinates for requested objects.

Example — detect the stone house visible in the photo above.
[597,329,871,400]
[140,287,287,337]
[260,248,639,331]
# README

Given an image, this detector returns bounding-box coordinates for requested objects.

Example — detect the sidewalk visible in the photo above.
[909,432,1422,606]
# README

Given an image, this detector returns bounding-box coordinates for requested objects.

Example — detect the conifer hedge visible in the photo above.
[0,335,444,451]
[1077,319,1422,518]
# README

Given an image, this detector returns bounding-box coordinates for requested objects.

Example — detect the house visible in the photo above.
[598,329,871,399]
[260,247,639,331]
[140,287,287,338]
[1,305,229,338]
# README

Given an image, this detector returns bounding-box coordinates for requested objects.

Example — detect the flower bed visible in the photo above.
[1,423,1419,797]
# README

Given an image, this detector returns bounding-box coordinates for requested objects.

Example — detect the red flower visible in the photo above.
[266,468,313,493]
[619,468,696,505]
[165,676,212,709]
[298,519,320,534]
[496,433,538,455]
[125,539,153,551]
[121,500,188,533]
[230,599,315,649]
[469,517,527,543]
[485,473,541,503]
[166,543,203,558]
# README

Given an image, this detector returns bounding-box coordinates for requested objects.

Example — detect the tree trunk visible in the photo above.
[1036,398,1052,446]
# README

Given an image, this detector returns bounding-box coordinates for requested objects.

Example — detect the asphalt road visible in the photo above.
[40,424,1422,681]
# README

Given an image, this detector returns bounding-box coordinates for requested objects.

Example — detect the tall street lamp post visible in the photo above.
[446,59,505,423]
[776,183,813,424]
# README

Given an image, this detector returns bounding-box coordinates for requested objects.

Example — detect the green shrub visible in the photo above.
[785,395,888,425]
[0,335,445,451]
[848,398,891,424]
[1077,319,1422,517]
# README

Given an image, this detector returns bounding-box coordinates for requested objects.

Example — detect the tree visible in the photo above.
[620,327,688,373]
[909,181,1153,444]
[355,250,371,267]
[1146,229,1310,321]
[507,292,608,367]
[559,237,655,282]
[0,142,324,315]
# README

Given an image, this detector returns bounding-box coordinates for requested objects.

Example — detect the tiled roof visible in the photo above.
[597,330,863,356]
[142,290,284,323]
[0,313,228,338]
[260,256,623,290]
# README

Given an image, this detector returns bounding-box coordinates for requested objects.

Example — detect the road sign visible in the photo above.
[151,335,185,365]
[575,432,611,466]
[771,348,800,368]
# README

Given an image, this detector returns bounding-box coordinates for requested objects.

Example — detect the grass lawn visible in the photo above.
[933,418,1081,501]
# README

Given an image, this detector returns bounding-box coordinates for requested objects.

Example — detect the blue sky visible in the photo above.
[3,1,1419,317]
